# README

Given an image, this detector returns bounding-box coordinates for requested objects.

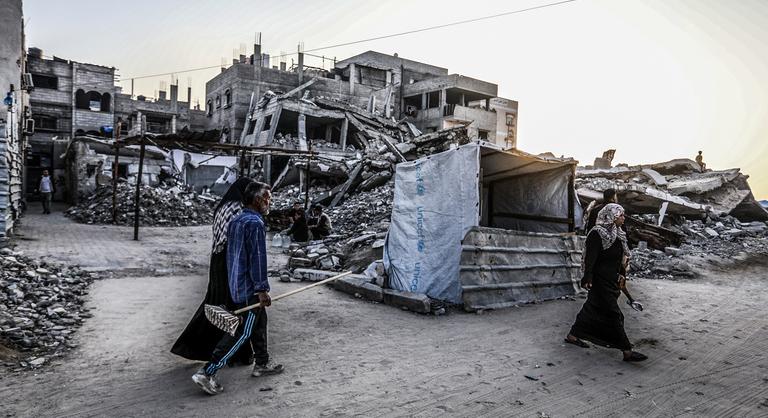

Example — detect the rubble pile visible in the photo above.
[66,182,218,226]
[629,215,768,279]
[257,94,472,274]
[577,158,768,223]
[579,154,768,280]
[272,183,393,273]
[0,248,96,369]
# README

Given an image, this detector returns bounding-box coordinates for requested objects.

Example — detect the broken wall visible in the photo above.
[68,141,170,202]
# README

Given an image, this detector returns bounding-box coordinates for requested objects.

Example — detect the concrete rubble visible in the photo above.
[0,247,96,370]
[258,97,472,313]
[577,152,768,280]
[65,181,218,226]
[628,214,768,280]
[577,157,768,222]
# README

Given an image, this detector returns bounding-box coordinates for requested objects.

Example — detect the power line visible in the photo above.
[302,0,576,54]
[117,0,576,82]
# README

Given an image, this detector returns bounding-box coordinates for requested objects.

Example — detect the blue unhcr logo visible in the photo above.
[416,206,425,253]
[410,261,421,292]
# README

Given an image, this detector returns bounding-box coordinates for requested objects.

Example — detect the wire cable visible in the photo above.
[117,0,576,82]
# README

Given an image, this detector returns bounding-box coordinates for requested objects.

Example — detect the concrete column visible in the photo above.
[266,105,282,146]
[340,118,348,150]
[170,84,178,112]
[440,89,447,116]
[297,113,307,151]
[460,93,465,107]
[171,115,176,134]
[386,70,392,85]
[421,93,427,110]
[297,112,308,193]
[298,52,304,83]
[349,63,356,95]
[325,125,333,142]
[254,44,262,66]
[485,98,490,110]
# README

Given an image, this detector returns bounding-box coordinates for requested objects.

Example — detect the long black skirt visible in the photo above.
[569,287,632,351]
[170,250,253,362]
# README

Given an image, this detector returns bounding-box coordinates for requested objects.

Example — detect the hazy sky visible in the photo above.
[23,0,768,198]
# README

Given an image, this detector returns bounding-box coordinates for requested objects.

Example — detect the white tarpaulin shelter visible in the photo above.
[384,142,583,307]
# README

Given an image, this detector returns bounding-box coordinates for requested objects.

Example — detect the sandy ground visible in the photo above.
[1,210,768,417]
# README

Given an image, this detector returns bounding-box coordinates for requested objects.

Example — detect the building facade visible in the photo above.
[1,0,29,240]
[26,49,206,201]
[206,49,518,149]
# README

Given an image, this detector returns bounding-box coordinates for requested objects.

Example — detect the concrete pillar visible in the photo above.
[171,115,176,134]
[485,98,490,110]
[421,93,427,110]
[440,89,446,116]
[170,84,178,112]
[325,125,333,142]
[340,118,348,150]
[349,63,356,95]
[187,87,192,109]
[254,44,262,66]
[460,93,465,107]
[297,112,308,193]
[386,70,392,85]
[298,52,304,83]
[298,113,307,151]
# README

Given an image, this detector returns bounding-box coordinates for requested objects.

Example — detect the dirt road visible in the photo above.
[1,211,767,417]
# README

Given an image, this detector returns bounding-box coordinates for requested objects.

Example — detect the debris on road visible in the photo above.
[65,182,218,226]
[0,248,96,370]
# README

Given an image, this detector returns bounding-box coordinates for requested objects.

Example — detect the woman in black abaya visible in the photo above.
[171,178,255,365]
[565,203,647,362]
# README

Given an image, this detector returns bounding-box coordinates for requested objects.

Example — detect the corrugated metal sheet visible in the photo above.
[460,226,585,311]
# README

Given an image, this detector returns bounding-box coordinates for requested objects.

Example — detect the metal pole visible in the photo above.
[133,116,146,241]
[112,120,121,224]
[567,166,575,233]
[304,139,311,210]
[240,149,247,176]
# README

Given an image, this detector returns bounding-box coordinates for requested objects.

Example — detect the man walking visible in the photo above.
[192,181,283,396]
[39,170,53,214]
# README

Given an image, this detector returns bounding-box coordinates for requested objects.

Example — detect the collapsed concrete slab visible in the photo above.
[576,158,768,222]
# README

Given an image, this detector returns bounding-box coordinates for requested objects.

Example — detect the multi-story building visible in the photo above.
[26,49,206,201]
[206,48,518,149]
[26,48,116,201]
[1,0,29,240]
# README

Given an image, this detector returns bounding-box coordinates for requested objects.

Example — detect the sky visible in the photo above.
[23,0,768,199]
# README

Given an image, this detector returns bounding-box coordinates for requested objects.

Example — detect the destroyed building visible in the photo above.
[26,49,206,203]
[26,48,117,203]
[577,157,768,226]
[1,0,30,241]
[206,47,518,149]
[575,153,768,278]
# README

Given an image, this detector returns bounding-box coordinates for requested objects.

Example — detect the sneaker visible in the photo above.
[252,361,284,377]
[192,368,224,395]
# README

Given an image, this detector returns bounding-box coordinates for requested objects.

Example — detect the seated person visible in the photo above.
[285,208,310,242]
[307,205,332,239]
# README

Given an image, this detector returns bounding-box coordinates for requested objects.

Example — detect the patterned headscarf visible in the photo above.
[211,178,253,254]
[591,203,630,255]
